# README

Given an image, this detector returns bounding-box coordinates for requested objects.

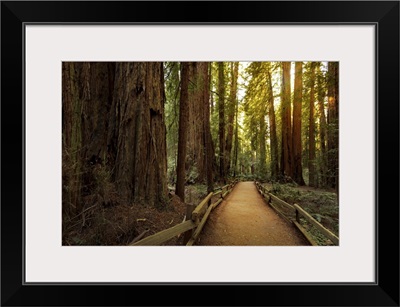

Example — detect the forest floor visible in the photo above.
[62,184,212,246]
[62,180,337,246]
[197,181,309,246]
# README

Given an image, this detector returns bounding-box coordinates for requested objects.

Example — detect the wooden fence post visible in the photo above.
[183,204,195,245]
[295,204,300,223]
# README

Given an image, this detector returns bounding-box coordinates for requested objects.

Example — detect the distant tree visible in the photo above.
[258,105,267,180]
[280,62,293,180]
[164,62,181,184]
[292,62,305,185]
[308,62,317,187]
[316,63,328,187]
[233,92,240,177]
[267,67,279,181]
[225,62,239,176]
[218,62,226,182]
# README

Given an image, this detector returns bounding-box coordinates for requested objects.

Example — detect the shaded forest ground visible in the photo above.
[62,184,216,246]
[62,181,338,246]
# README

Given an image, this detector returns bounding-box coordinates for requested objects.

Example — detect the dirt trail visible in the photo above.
[197,181,309,246]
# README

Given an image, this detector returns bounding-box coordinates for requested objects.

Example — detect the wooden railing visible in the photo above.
[130,180,238,246]
[255,181,339,246]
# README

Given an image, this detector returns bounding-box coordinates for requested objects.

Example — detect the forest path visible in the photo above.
[196,181,309,246]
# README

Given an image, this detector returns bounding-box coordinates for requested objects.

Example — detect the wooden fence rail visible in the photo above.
[129,220,196,246]
[192,192,214,224]
[130,180,238,246]
[293,203,339,245]
[255,181,339,246]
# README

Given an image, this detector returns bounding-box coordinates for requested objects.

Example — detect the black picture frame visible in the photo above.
[1,1,399,306]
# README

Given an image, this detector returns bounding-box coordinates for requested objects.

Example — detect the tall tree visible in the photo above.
[209,63,214,115]
[280,62,293,180]
[62,62,83,215]
[164,62,181,184]
[218,62,226,182]
[267,68,279,181]
[63,62,168,214]
[187,63,205,182]
[317,63,328,187]
[225,62,239,176]
[258,109,267,180]
[233,94,240,177]
[179,62,217,186]
[63,62,116,215]
[292,62,305,185]
[327,62,339,191]
[112,62,167,206]
[201,62,214,193]
[308,62,316,187]
[175,62,190,202]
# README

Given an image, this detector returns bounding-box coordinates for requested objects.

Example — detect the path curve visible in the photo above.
[197,181,309,246]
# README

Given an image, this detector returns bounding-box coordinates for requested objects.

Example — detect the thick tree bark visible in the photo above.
[308,63,316,187]
[79,63,116,209]
[63,62,116,215]
[62,62,83,215]
[112,62,167,206]
[81,63,115,166]
[164,62,180,185]
[201,63,214,193]
[267,69,279,181]
[225,62,239,176]
[187,63,203,182]
[280,62,293,180]
[292,62,305,185]
[186,62,217,184]
[218,62,226,182]
[327,62,339,191]
[175,63,190,202]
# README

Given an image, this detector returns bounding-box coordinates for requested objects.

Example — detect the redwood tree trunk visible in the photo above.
[308,63,316,187]
[63,61,168,215]
[187,63,205,182]
[225,62,239,176]
[292,62,305,185]
[267,69,279,181]
[317,63,328,187]
[112,62,168,206]
[182,62,215,186]
[280,62,293,180]
[218,62,226,182]
[175,62,190,202]
[62,62,116,215]
[233,95,239,177]
[62,62,83,215]
[327,62,339,191]
[259,111,267,179]
[201,62,214,193]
